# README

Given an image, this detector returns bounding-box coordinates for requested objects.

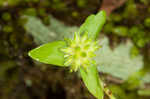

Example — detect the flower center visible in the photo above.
[61,32,100,72]
[81,52,87,57]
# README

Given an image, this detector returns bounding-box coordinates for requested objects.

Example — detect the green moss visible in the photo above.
[130,46,139,58]
[103,23,114,34]
[77,0,87,8]
[113,26,128,37]
[3,25,13,33]
[2,12,11,21]
[144,18,150,27]
[23,8,37,16]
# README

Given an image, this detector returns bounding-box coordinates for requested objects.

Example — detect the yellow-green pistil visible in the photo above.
[61,32,100,72]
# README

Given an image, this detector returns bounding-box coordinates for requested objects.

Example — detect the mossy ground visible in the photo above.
[0,0,150,99]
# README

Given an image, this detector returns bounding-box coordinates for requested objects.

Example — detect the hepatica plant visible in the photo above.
[28,11,115,99]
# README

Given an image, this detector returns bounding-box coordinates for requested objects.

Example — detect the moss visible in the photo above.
[144,17,150,27]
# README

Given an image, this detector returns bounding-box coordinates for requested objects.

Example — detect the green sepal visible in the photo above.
[80,64,104,99]
[28,41,67,66]
[79,10,106,40]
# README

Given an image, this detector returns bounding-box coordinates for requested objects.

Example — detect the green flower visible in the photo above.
[28,11,106,99]
[62,32,100,72]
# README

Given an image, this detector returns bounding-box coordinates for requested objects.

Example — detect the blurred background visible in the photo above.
[0,0,150,99]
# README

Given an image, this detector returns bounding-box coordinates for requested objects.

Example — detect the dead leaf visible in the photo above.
[100,0,127,15]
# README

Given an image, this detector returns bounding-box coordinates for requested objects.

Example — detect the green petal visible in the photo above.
[79,11,106,40]
[28,41,67,66]
[80,64,104,99]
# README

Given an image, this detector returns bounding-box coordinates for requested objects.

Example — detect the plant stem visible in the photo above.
[103,83,116,99]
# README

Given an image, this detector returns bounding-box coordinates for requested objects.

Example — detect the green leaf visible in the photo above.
[95,37,143,81]
[28,41,67,66]
[80,64,104,99]
[79,11,106,40]
[123,69,145,90]
[138,89,150,96]
[25,15,78,44]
